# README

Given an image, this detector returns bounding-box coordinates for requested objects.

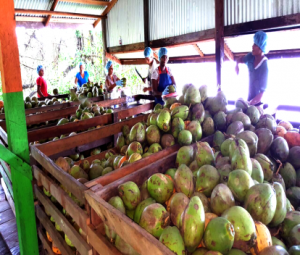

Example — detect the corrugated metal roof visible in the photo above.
[14,0,54,10]
[106,0,144,47]
[55,1,106,15]
[149,0,215,41]
[225,0,300,26]
[14,0,108,19]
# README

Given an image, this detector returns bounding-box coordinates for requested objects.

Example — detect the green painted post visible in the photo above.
[0,1,39,254]
[2,93,39,255]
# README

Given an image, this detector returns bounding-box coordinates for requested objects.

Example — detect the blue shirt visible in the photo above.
[76,71,89,88]
[243,53,269,101]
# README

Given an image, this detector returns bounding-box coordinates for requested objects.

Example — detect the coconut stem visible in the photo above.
[275,160,282,175]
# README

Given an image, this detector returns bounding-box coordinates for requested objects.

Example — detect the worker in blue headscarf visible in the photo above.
[105,60,123,93]
[75,62,90,88]
[151,47,176,105]
[235,31,269,106]
[142,47,159,94]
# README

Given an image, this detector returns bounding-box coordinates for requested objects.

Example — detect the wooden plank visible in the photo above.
[143,0,149,47]
[15,9,104,20]
[25,106,76,126]
[0,218,18,250]
[121,59,148,65]
[36,114,149,156]
[105,52,121,65]
[85,144,180,188]
[224,13,300,36]
[108,42,145,54]
[0,160,12,181]
[193,44,205,57]
[215,0,224,90]
[0,191,14,224]
[101,17,107,54]
[38,229,55,255]
[60,0,110,5]
[87,224,121,255]
[35,186,92,255]
[0,163,13,196]
[0,201,10,213]
[149,28,215,49]
[1,179,15,216]
[85,191,173,255]
[224,42,234,61]
[35,205,75,255]
[0,232,10,255]
[44,0,59,26]
[168,55,215,64]
[27,113,113,143]
[30,146,87,204]
[75,148,118,166]
[33,166,89,233]
[118,102,154,119]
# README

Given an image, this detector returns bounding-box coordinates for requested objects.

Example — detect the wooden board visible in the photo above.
[85,144,180,188]
[38,228,55,255]
[1,179,14,216]
[33,165,89,233]
[35,186,92,255]
[31,146,88,204]
[36,114,149,156]
[35,204,75,255]
[87,224,121,255]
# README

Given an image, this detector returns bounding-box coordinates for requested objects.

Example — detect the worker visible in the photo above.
[75,62,90,88]
[36,65,51,98]
[143,47,159,94]
[151,47,176,105]
[235,31,269,106]
[105,60,123,93]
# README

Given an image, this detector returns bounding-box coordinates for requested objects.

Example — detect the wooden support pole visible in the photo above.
[105,52,122,65]
[0,1,39,254]
[143,0,149,47]
[224,42,234,61]
[44,0,59,27]
[102,17,108,71]
[215,0,224,91]
[193,44,205,57]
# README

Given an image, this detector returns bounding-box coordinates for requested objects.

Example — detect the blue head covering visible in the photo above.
[144,47,153,58]
[158,47,168,60]
[106,60,113,72]
[37,65,43,74]
[79,62,84,68]
[254,31,269,54]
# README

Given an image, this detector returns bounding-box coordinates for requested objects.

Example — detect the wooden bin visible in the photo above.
[0,95,154,146]
[30,102,179,254]
[84,136,213,255]
[85,152,178,255]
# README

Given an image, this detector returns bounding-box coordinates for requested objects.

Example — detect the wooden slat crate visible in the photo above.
[84,135,214,255]
[85,152,178,255]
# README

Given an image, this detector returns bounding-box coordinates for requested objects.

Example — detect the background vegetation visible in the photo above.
[0,28,148,100]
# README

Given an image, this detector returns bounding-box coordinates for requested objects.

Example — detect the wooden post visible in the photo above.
[0,1,39,254]
[143,0,150,47]
[102,17,108,73]
[215,0,224,91]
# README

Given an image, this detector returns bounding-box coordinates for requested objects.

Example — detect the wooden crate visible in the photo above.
[84,135,214,255]
[0,95,154,147]
[85,152,178,255]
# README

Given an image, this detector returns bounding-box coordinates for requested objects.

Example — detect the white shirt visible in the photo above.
[105,74,119,92]
[151,66,173,80]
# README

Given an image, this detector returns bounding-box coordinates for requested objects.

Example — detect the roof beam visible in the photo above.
[59,0,110,6]
[224,43,234,61]
[193,44,204,57]
[108,42,145,54]
[15,9,104,19]
[44,0,59,27]
[105,52,121,65]
[94,0,118,28]
[224,13,300,36]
